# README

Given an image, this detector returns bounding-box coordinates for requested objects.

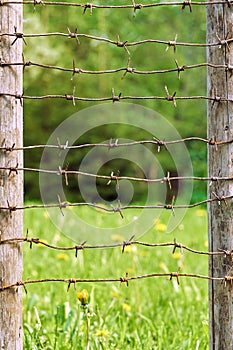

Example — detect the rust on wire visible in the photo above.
[122,235,135,253]
[0,137,232,152]
[0,165,233,187]
[2,31,233,49]
[82,3,93,15]
[0,233,230,257]
[0,59,230,77]
[2,91,233,103]
[165,86,177,107]
[0,0,232,304]
[11,27,27,46]
[0,272,229,293]
[181,1,192,12]
[0,194,232,212]
[3,0,233,10]
[169,268,181,285]
[218,249,233,262]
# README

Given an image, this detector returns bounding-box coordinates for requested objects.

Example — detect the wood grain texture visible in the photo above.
[207,3,233,350]
[0,2,23,349]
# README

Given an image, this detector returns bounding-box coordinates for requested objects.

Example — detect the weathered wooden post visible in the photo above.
[207,3,233,349]
[0,1,23,349]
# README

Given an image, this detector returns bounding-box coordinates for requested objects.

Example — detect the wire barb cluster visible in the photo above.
[0,194,232,213]
[1,90,233,105]
[1,234,232,257]
[1,30,233,49]
[0,136,232,152]
[1,165,233,183]
[0,232,232,291]
[1,0,233,11]
[1,273,233,293]
[1,0,233,297]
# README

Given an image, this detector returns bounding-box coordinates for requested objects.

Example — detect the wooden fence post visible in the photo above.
[0,1,23,349]
[207,3,233,350]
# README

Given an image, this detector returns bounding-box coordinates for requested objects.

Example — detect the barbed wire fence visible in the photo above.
[0,1,233,349]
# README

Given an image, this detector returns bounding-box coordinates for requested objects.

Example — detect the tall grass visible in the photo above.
[23,206,208,349]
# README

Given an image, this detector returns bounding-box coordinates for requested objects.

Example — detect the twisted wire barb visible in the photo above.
[0,194,232,212]
[0,92,232,104]
[1,165,233,184]
[1,0,233,10]
[1,273,232,293]
[0,137,232,152]
[0,60,230,77]
[1,235,231,257]
[1,31,232,49]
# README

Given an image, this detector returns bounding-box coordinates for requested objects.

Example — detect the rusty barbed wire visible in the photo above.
[0,194,232,214]
[0,91,232,107]
[0,30,232,50]
[0,0,232,302]
[1,0,233,12]
[1,165,233,185]
[0,136,232,152]
[0,60,230,80]
[0,272,232,293]
[1,233,233,259]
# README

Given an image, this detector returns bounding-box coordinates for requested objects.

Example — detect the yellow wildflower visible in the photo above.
[155,223,167,232]
[196,209,206,217]
[56,253,69,261]
[124,245,137,253]
[77,289,89,306]
[95,329,109,338]
[112,291,118,298]
[122,302,131,312]
[173,252,182,260]
[126,268,135,274]
[160,263,169,272]
[43,211,49,219]
[80,324,85,332]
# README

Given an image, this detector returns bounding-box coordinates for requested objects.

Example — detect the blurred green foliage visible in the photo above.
[23,1,207,203]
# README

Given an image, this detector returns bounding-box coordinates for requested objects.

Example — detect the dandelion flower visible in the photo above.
[95,329,109,338]
[196,209,206,217]
[124,245,137,253]
[77,289,89,306]
[155,223,167,232]
[173,252,182,260]
[126,267,135,274]
[56,253,69,261]
[160,263,169,273]
[112,291,118,298]
[43,211,49,219]
[122,302,131,312]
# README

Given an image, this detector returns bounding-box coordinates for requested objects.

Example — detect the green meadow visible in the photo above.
[23,206,208,349]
